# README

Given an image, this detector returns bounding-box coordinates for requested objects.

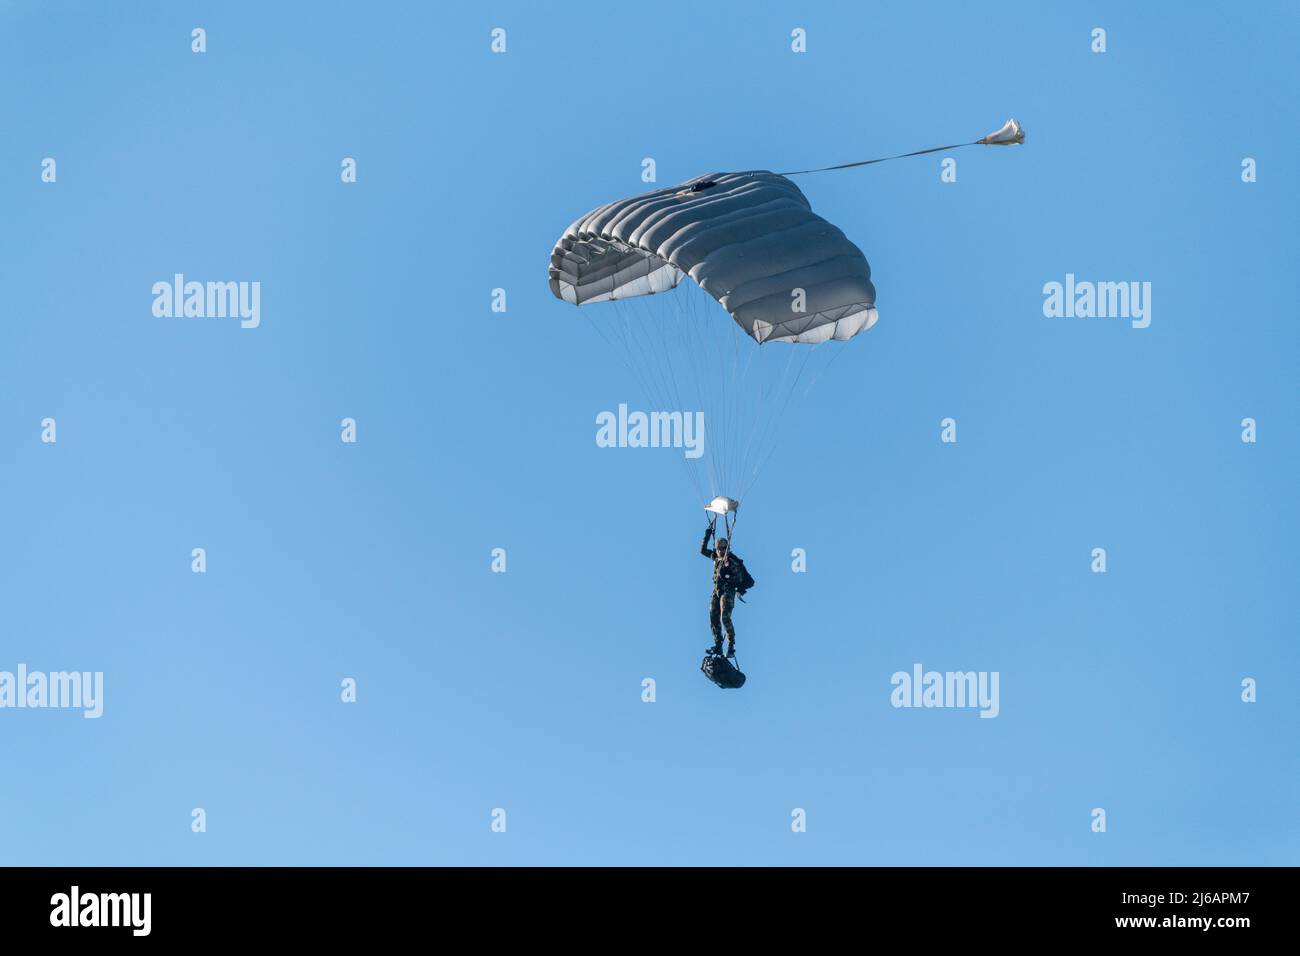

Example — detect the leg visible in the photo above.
[708,591,723,652]
[721,591,736,652]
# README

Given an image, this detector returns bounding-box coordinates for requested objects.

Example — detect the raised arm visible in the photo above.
[700,526,715,559]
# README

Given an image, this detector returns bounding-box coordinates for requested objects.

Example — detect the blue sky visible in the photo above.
[1,1,1296,865]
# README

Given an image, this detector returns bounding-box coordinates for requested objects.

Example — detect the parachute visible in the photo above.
[549,171,878,345]
[549,120,1023,524]
[549,170,875,521]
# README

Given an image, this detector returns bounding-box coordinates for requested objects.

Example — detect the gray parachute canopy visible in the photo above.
[549,171,878,344]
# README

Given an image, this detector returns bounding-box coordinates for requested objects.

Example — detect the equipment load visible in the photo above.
[701,650,746,689]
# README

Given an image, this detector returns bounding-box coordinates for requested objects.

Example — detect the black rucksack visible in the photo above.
[733,557,755,595]
[701,652,746,689]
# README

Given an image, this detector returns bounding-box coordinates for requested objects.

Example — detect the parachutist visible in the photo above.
[549,119,1024,693]
[701,525,753,658]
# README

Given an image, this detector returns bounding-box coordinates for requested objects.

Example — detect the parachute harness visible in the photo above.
[708,510,741,606]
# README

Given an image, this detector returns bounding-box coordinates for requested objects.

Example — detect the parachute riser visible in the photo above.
[705,499,739,577]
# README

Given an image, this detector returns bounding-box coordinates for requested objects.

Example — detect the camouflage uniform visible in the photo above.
[701,529,744,649]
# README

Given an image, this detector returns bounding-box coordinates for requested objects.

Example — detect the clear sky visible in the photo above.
[1,1,1296,865]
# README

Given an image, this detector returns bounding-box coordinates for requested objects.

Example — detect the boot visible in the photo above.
[707,640,723,656]
[726,641,736,658]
